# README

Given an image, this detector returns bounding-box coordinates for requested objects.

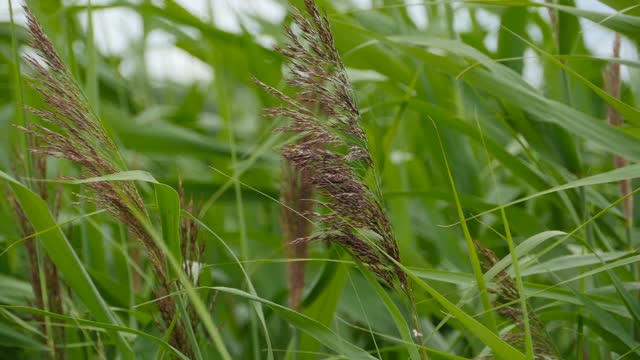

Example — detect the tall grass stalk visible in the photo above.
[432,119,497,333]
[281,163,313,309]
[8,4,64,356]
[477,115,534,359]
[604,33,633,236]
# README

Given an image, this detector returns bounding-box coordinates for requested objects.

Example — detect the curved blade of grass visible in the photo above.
[184,212,275,359]
[345,272,382,359]
[360,270,422,360]
[62,170,279,359]
[210,286,377,360]
[0,170,134,359]
[0,322,48,351]
[298,247,349,359]
[412,268,632,318]
[406,270,526,359]
[484,231,567,281]
[521,252,630,276]
[467,1,640,42]
[44,170,233,359]
[450,163,640,225]
[477,114,534,359]
[502,27,640,126]
[155,184,182,276]
[2,305,188,359]
[153,185,202,360]
[431,119,497,332]
[376,33,640,162]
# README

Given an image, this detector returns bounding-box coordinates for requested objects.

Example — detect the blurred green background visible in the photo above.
[1,0,640,359]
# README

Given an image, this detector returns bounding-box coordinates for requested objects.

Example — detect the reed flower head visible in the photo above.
[258,0,405,287]
[476,243,555,359]
[20,5,166,268]
[21,6,193,356]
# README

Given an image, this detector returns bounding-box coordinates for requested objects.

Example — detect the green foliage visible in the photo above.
[1,0,640,359]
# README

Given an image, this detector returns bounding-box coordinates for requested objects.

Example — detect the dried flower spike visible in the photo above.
[258,0,405,288]
[21,5,193,357]
[476,242,555,359]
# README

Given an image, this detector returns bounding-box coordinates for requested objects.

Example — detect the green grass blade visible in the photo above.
[406,271,526,359]
[211,286,377,360]
[155,183,182,275]
[299,249,349,359]
[0,170,134,359]
[477,114,534,359]
[361,270,422,360]
[2,305,188,359]
[431,119,497,332]
[453,164,640,225]
[154,185,203,360]
[484,231,567,281]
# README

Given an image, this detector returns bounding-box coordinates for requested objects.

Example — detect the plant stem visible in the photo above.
[477,115,534,359]
[433,120,497,333]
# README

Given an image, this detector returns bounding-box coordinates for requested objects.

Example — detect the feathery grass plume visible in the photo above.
[604,33,633,228]
[257,0,406,288]
[476,242,556,359]
[281,163,314,309]
[20,6,193,357]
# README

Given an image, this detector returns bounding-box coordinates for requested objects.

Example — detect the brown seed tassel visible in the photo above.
[476,242,556,359]
[21,5,193,357]
[256,0,406,289]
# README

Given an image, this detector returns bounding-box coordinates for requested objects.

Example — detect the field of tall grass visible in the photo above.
[1,0,640,359]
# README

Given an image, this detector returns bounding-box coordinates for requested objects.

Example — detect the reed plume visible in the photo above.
[477,243,555,359]
[20,6,193,357]
[257,0,405,288]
